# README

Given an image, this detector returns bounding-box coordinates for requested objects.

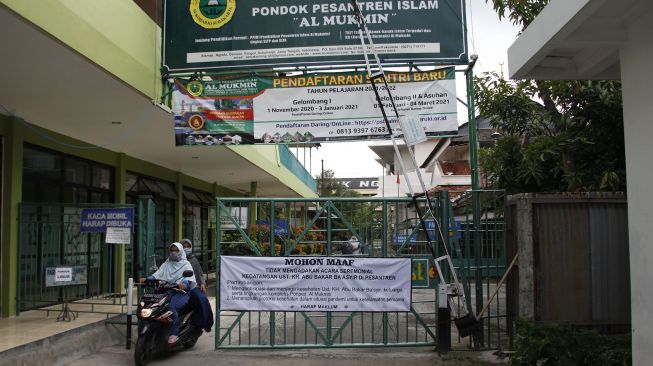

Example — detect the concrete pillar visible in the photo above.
[620,10,653,364]
[515,194,535,319]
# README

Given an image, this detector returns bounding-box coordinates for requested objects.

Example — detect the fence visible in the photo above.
[506,193,630,333]
[18,202,135,314]
[215,190,507,349]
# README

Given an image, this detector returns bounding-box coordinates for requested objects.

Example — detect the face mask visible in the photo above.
[184,248,192,256]
[169,252,182,262]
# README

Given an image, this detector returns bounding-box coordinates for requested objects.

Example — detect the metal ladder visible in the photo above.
[349,0,475,325]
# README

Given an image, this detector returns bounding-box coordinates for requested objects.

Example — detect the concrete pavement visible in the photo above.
[65,317,504,366]
[66,344,502,366]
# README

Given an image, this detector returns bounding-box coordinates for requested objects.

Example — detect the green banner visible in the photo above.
[164,0,468,71]
[173,68,458,145]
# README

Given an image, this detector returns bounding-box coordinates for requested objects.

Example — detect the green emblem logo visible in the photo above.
[187,80,204,97]
[190,0,236,29]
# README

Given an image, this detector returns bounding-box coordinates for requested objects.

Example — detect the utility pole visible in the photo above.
[321,159,325,197]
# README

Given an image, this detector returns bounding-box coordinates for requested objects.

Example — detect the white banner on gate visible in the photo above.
[220,256,412,312]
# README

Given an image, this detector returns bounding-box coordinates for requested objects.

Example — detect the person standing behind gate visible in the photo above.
[180,238,206,293]
[341,235,362,255]
[349,235,362,255]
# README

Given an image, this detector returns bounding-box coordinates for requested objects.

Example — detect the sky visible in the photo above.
[293,0,521,179]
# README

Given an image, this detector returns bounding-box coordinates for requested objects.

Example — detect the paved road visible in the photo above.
[67,320,503,366]
[66,340,501,366]
[65,287,506,365]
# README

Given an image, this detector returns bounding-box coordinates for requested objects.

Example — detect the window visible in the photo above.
[65,157,91,185]
[182,188,214,272]
[125,173,178,265]
[22,145,114,203]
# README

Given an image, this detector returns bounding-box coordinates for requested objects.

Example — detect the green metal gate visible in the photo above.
[214,191,508,349]
[17,196,156,315]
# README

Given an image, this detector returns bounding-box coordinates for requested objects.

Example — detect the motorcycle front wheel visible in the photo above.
[134,336,149,366]
[183,336,199,349]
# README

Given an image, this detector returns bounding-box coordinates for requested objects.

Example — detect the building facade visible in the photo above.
[0,0,316,317]
[507,0,652,362]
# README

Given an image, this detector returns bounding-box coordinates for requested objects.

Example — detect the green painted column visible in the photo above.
[175,173,183,241]
[113,153,127,293]
[211,183,219,265]
[1,118,24,317]
[466,60,480,190]
[248,181,258,228]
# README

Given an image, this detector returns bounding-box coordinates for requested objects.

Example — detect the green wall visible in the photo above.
[230,145,317,199]
[1,0,161,99]
[0,0,317,199]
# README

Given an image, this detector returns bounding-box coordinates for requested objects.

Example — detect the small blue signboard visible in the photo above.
[80,208,135,233]
[424,220,462,240]
[256,220,289,236]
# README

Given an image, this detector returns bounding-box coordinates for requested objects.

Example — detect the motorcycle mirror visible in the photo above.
[183,270,194,278]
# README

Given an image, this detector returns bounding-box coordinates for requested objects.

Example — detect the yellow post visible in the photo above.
[1,117,24,316]
[248,181,258,229]
[176,172,184,241]
[113,153,127,294]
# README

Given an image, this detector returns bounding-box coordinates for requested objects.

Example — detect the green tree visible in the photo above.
[315,169,360,197]
[485,0,550,30]
[477,1,625,194]
[314,170,380,246]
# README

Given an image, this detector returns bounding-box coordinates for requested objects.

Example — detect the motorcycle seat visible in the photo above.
[178,302,193,316]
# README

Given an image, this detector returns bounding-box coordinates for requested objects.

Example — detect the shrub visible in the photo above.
[510,319,631,366]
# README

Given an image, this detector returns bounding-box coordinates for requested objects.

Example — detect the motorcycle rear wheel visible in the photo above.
[134,336,149,366]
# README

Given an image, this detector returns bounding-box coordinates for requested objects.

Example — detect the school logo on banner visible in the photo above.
[188,114,205,130]
[186,80,204,97]
[189,0,236,29]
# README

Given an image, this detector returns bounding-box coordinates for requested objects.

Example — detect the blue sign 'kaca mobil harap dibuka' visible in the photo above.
[80,208,135,233]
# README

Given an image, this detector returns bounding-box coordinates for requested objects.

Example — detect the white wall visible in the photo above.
[620,9,653,364]
[391,141,438,173]
[376,171,433,197]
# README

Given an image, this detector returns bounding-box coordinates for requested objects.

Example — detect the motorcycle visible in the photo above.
[134,270,203,365]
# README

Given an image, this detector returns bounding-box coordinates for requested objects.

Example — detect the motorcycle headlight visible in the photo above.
[140,308,153,318]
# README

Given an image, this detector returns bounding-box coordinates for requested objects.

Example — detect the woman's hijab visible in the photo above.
[181,238,194,259]
[151,242,195,285]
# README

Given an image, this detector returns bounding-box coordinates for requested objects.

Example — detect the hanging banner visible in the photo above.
[220,256,412,312]
[174,68,458,145]
[163,0,467,71]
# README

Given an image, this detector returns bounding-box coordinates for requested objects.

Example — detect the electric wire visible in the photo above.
[467,0,478,55]
[466,0,485,71]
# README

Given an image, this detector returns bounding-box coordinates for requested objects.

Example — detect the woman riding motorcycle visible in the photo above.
[139,242,196,344]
